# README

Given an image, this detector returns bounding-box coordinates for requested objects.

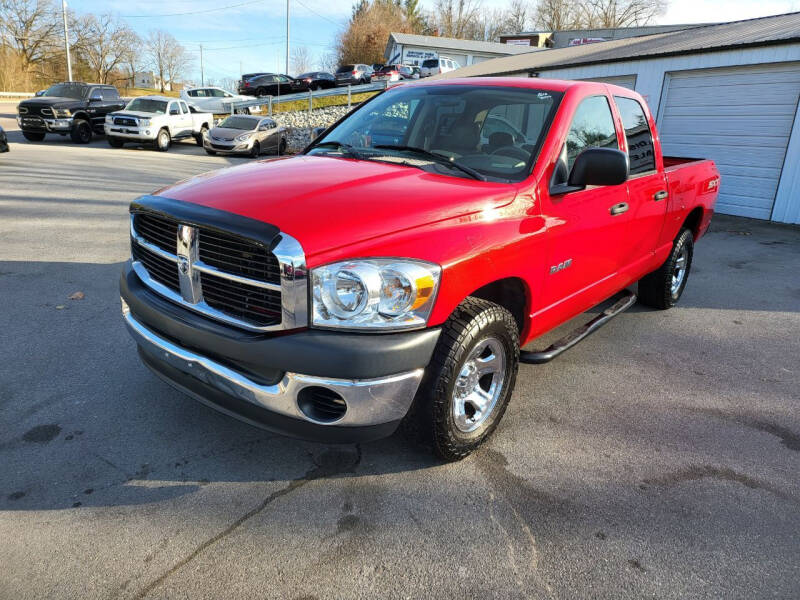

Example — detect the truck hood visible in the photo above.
[19,97,79,110]
[155,155,516,259]
[111,110,162,118]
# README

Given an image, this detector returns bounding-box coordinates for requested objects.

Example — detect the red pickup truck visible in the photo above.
[120,78,719,460]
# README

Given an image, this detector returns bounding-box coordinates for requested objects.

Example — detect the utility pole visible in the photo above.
[285,0,290,75]
[62,0,72,82]
[200,44,205,86]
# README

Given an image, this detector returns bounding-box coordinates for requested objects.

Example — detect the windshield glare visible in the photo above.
[307,85,562,182]
[42,84,86,99]
[125,98,167,113]
[218,116,258,130]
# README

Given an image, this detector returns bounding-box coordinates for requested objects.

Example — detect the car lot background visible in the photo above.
[1,101,799,599]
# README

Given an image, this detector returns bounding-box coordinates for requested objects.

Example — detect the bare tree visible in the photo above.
[0,0,61,70]
[318,50,338,72]
[164,40,191,89]
[534,0,582,30]
[145,29,190,91]
[291,45,312,75]
[504,0,530,33]
[337,0,415,65]
[74,14,138,84]
[581,0,666,27]
[432,0,484,39]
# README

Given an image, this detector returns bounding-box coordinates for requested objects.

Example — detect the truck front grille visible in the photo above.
[130,210,287,330]
[114,117,137,126]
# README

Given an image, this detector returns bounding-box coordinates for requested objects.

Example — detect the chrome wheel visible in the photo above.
[452,337,506,433]
[671,245,689,295]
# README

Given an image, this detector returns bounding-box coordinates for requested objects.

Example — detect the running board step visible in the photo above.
[519,289,637,365]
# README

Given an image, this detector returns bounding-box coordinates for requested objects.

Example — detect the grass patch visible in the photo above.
[250,91,377,115]
[124,87,180,98]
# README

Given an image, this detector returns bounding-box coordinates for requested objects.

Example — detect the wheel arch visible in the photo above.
[682,206,705,240]
[466,277,529,336]
[71,111,90,123]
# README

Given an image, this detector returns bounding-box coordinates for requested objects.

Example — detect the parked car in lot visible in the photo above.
[0,125,8,152]
[297,71,336,90]
[372,64,416,82]
[16,82,125,143]
[335,64,372,85]
[420,57,460,77]
[203,114,286,157]
[180,87,250,114]
[104,96,213,151]
[239,73,307,96]
[119,78,719,460]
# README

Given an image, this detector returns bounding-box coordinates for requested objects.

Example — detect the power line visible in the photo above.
[293,0,342,25]
[120,0,265,18]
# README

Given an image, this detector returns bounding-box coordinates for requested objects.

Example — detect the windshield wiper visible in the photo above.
[311,140,365,159]
[372,144,487,181]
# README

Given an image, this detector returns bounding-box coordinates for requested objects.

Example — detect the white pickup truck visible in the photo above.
[104,95,213,151]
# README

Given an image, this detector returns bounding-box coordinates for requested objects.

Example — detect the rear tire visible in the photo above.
[249,141,260,158]
[107,136,124,148]
[70,119,92,144]
[405,297,520,461]
[22,131,46,142]
[278,138,286,155]
[154,128,171,152]
[638,228,694,309]
[195,125,208,146]
[256,87,267,97]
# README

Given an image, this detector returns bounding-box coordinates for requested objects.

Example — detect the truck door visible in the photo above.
[539,94,633,314]
[613,95,668,275]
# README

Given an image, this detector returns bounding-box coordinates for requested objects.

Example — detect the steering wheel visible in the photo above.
[490,145,530,161]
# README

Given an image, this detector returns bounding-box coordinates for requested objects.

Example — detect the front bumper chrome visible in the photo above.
[123,301,424,428]
[18,116,73,131]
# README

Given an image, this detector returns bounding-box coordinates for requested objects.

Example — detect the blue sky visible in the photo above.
[67,0,800,83]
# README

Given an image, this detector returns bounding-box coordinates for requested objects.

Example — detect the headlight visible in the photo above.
[312,259,440,330]
[105,115,113,122]
[235,132,252,142]
[139,118,151,126]
[53,108,71,117]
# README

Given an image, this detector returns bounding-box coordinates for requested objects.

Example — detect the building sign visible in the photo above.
[568,37,607,46]
[403,49,438,64]
[505,39,531,46]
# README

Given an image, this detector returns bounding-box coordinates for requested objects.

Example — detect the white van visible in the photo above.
[420,57,461,77]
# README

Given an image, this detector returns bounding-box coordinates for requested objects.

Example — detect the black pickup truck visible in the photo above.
[17,82,125,144]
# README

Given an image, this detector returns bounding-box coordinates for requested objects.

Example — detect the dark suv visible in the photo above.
[238,74,307,96]
[16,82,125,143]
[335,64,373,86]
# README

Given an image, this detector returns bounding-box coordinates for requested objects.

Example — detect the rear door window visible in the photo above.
[614,96,656,175]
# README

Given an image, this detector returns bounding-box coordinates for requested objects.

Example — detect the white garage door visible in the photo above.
[658,63,800,220]
[578,75,637,89]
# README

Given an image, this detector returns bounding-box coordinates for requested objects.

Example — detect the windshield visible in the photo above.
[421,59,439,68]
[337,65,355,73]
[306,84,562,183]
[42,84,86,99]
[124,98,167,113]
[217,116,258,130]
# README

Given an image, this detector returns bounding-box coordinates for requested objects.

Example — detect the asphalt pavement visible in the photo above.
[1,104,799,599]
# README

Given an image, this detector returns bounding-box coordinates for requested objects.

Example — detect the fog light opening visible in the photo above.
[297,386,347,424]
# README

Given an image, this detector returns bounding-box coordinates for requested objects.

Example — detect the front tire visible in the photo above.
[107,136,124,148]
[278,138,286,155]
[406,297,520,461]
[638,228,694,309]
[154,128,170,152]
[249,141,260,158]
[205,149,217,156]
[22,131,46,142]
[70,119,92,144]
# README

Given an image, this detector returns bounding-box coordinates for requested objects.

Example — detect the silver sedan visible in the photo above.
[203,115,287,157]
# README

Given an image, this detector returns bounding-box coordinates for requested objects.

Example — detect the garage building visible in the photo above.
[384,33,540,69]
[436,13,800,224]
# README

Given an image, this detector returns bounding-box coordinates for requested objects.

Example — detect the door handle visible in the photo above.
[654,190,668,201]
[610,202,629,216]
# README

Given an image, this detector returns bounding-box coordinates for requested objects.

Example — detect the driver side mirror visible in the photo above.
[568,147,629,188]
[89,94,103,102]
[310,126,326,141]
[170,107,180,115]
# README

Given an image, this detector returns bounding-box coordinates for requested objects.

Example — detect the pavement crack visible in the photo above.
[132,446,360,599]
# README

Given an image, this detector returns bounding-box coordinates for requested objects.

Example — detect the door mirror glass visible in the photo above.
[310,126,326,141]
[89,93,103,102]
[568,147,629,188]
[169,106,179,115]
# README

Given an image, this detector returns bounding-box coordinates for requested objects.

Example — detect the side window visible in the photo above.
[564,95,618,172]
[211,89,226,97]
[615,96,656,175]
[103,87,119,100]
[179,101,189,113]
[187,90,197,97]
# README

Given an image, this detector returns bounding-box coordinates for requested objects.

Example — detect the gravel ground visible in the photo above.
[1,105,799,599]
[273,105,350,151]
